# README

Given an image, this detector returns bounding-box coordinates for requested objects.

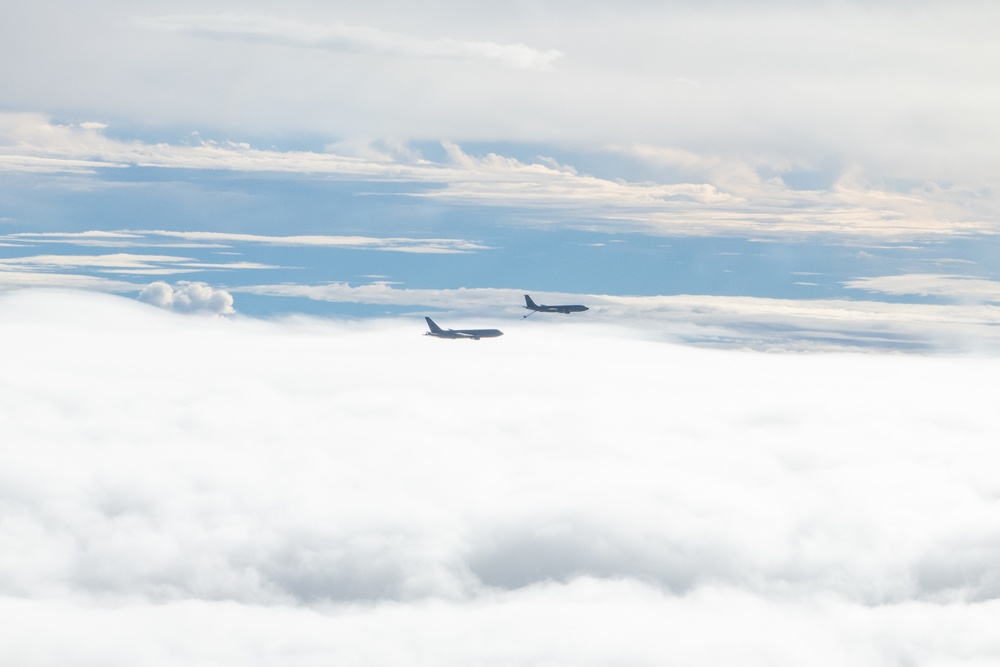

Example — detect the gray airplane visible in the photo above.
[523,294,589,317]
[424,317,503,340]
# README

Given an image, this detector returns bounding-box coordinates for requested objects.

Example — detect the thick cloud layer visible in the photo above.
[4,1,999,183]
[2,290,999,665]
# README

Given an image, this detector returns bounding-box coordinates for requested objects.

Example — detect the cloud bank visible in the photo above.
[4,1,999,186]
[1,289,999,665]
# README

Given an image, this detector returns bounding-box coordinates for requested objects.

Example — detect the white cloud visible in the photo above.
[0,251,277,276]
[143,230,490,254]
[239,282,1000,353]
[2,257,998,353]
[1,230,489,254]
[9,230,143,242]
[138,281,234,314]
[2,114,994,237]
[0,271,137,291]
[1,288,999,665]
[845,273,1000,303]
[139,15,565,71]
[0,253,192,270]
[4,1,999,189]
[240,281,514,312]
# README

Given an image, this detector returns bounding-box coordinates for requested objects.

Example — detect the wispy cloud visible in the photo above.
[845,273,1000,303]
[0,271,137,291]
[239,282,1000,353]
[0,252,277,275]
[6,230,143,243]
[4,230,490,254]
[138,14,565,71]
[1,114,992,238]
[239,281,514,312]
[145,230,490,254]
[2,233,998,351]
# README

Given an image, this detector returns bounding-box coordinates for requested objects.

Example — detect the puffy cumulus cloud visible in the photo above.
[138,280,234,314]
[1,288,1000,665]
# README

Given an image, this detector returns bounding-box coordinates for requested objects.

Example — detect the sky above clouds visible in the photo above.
[3,1,1000,664]
[2,0,1000,339]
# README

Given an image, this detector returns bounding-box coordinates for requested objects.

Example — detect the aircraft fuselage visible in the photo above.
[424,317,503,340]
[523,294,588,314]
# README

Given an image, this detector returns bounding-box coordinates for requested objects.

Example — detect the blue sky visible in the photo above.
[3,1,1000,350]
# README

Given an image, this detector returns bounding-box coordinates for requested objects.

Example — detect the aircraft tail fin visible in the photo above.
[524,294,538,309]
[425,317,444,334]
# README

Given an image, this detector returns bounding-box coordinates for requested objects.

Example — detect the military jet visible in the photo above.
[424,317,503,340]
[522,294,589,317]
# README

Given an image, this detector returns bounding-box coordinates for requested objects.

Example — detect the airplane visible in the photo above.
[424,317,503,340]
[522,294,589,317]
